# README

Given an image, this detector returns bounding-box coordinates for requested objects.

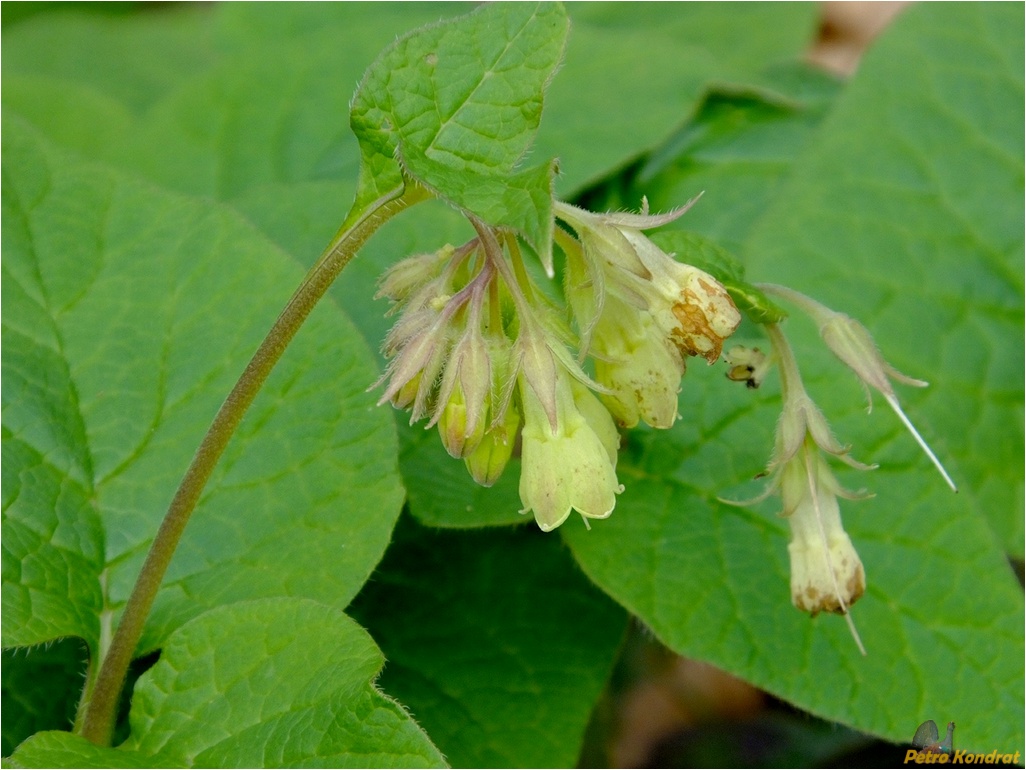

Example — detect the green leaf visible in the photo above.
[565,1,1024,752]
[9,600,445,768]
[0,6,214,112]
[6,731,159,769]
[2,6,466,203]
[568,3,819,74]
[350,515,627,768]
[2,119,403,655]
[349,2,568,258]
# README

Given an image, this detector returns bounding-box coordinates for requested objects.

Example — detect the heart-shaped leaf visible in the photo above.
[2,119,403,656]
[349,2,569,259]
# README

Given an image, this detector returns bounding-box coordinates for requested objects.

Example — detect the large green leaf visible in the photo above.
[565,1,1024,752]
[0,6,214,112]
[0,5,463,202]
[350,515,627,768]
[8,600,445,768]
[567,2,817,73]
[2,119,403,655]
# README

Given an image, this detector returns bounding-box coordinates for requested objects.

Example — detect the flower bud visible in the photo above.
[376,245,454,303]
[390,372,422,410]
[375,320,452,423]
[437,386,488,458]
[819,313,925,396]
[464,406,521,487]
[432,328,492,457]
[758,283,956,492]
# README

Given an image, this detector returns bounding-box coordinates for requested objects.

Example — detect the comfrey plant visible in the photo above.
[12,4,1004,764]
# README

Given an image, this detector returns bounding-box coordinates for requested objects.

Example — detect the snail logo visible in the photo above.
[913,720,956,756]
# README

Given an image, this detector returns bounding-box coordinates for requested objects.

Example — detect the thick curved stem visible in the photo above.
[80,184,428,746]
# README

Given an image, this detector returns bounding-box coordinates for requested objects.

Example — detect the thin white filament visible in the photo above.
[884,394,958,493]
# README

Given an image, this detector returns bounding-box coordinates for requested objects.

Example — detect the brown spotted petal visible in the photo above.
[668,268,742,364]
[619,229,741,365]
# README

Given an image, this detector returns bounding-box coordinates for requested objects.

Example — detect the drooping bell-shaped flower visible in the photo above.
[518,364,623,531]
[726,322,870,653]
[588,295,684,428]
[779,439,866,619]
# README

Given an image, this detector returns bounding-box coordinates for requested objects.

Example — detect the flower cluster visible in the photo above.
[375,204,741,531]
[374,193,956,646]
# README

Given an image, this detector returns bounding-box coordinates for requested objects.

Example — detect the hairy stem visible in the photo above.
[79,183,428,746]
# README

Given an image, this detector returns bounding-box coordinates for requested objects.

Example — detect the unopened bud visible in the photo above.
[464,407,521,487]
[438,386,488,458]
[390,372,421,410]
[819,313,927,397]
[376,245,453,303]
